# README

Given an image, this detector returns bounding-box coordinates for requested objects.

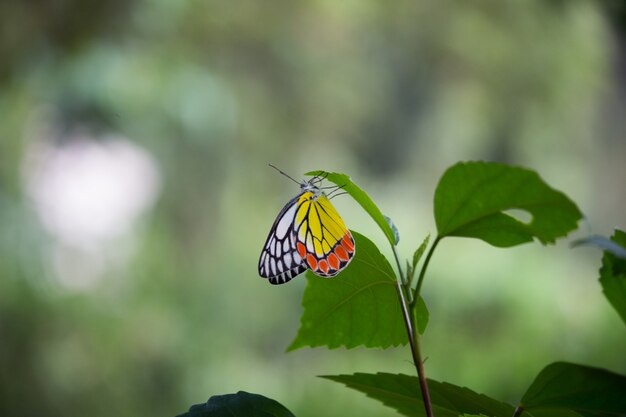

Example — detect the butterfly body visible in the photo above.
[259,179,355,285]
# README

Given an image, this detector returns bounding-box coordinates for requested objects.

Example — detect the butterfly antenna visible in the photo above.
[268,163,301,185]
[329,191,348,200]
[309,173,321,183]
[326,183,347,196]
[320,180,348,193]
[311,172,329,184]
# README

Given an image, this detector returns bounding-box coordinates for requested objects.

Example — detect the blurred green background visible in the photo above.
[1,1,626,416]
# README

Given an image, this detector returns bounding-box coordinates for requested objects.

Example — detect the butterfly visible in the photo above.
[259,165,355,285]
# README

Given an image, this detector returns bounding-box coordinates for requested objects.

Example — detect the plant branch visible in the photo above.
[391,245,413,304]
[413,330,433,417]
[391,238,434,417]
[395,281,434,417]
[413,236,442,298]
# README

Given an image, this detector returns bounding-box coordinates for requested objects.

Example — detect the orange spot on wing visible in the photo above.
[318,259,329,274]
[306,254,317,270]
[297,242,307,258]
[342,234,355,252]
[335,245,349,261]
[327,253,339,270]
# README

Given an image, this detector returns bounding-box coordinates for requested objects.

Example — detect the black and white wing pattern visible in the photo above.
[258,194,307,285]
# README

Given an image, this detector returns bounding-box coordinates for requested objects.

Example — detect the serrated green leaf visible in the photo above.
[306,170,396,246]
[410,234,430,280]
[321,372,514,417]
[434,162,582,247]
[598,230,626,326]
[414,295,429,335]
[288,231,406,350]
[521,362,626,417]
[176,391,296,417]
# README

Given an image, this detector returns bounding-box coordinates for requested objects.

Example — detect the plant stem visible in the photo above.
[395,237,441,417]
[413,236,442,298]
[413,330,434,417]
[395,281,434,417]
[391,245,413,304]
[512,405,524,417]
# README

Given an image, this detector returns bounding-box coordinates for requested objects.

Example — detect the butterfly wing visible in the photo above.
[293,192,355,277]
[259,194,307,285]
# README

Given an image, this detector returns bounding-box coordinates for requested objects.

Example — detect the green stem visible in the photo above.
[413,236,442,298]
[395,281,434,417]
[391,245,413,304]
[393,245,434,417]
[413,330,433,417]
[512,405,524,417]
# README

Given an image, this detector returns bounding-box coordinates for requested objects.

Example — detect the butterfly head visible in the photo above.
[300,179,324,199]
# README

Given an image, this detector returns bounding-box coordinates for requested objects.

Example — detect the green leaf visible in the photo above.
[410,234,430,280]
[176,391,296,417]
[288,231,406,350]
[306,170,397,246]
[406,260,414,284]
[414,295,429,335]
[434,162,582,247]
[521,362,626,417]
[322,372,514,417]
[598,230,626,325]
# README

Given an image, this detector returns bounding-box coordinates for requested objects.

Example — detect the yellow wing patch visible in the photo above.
[294,192,355,277]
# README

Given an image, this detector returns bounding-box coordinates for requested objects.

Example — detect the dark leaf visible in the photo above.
[176,391,296,417]
[521,362,626,417]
